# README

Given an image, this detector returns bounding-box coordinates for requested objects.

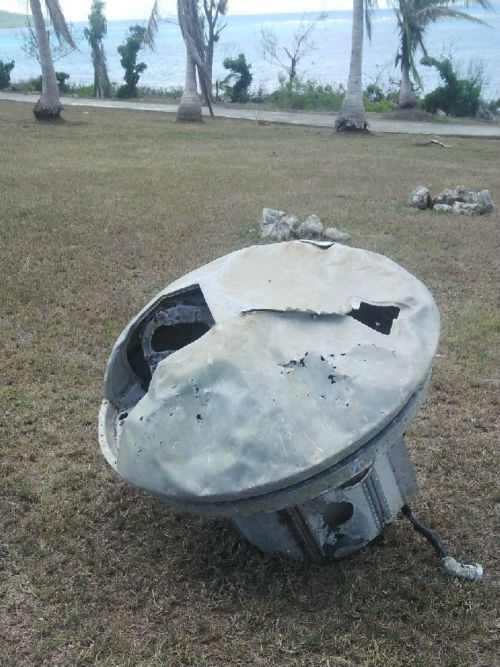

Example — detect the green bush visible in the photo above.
[28,75,42,91]
[362,80,398,112]
[487,98,500,116]
[0,60,14,89]
[55,71,70,93]
[136,85,183,99]
[69,83,95,97]
[26,72,70,93]
[117,25,147,98]
[421,56,482,117]
[221,53,253,103]
[268,76,346,111]
[364,98,397,112]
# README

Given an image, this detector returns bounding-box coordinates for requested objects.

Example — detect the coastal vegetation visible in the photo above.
[116,25,147,98]
[390,0,493,109]
[2,2,497,122]
[221,53,253,102]
[0,60,14,89]
[0,98,498,667]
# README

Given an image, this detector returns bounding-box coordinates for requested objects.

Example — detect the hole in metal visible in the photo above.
[126,285,214,390]
[323,501,354,529]
[347,302,400,335]
[151,322,211,352]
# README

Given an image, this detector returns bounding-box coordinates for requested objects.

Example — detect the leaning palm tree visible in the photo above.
[29,0,75,119]
[84,0,112,99]
[335,0,376,132]
[145,0,213,121]
[392,0,493,109]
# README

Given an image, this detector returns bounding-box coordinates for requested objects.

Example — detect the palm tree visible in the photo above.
[335,0,376,132]
[29,0,75,120]
[392,0,493,109]
[176,0,204,120]
[145,0,214,121]
[84,0,112,99]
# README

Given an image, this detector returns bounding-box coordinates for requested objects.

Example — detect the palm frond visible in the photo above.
[144,0,160,50]
[453,0,493,10]
[364,0,378,41]
[45,0,76,48]
[415,5,491,26]
[408,41,423,86]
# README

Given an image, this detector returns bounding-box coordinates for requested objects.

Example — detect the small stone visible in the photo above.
[433,188,457,206]
[282,214,300,231]
[433,204,453,213]
[268,221,292,241]
[261,208,286,238]
[409,186,431,210]
[262,207,285,226]
[452,201,482,216]
[323,227,351,242]
[473,190,495,213]
[297,214,324,240]
[455,185,476,203]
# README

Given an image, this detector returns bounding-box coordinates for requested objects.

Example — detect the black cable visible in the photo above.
[401,504,448,559]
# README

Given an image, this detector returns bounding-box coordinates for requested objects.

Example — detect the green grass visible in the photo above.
[0,100,499,667]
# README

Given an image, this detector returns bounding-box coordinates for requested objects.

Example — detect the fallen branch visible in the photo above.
[415,138,452,148]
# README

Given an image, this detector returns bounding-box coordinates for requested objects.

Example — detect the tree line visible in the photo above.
[17,0,495,128]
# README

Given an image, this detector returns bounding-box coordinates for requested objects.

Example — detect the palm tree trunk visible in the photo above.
[202,22,215,105]
[399,62,417,108]
[30,0,62,120]
[95,46,112,98]
[335,0,368,131]
[177,49,202,121]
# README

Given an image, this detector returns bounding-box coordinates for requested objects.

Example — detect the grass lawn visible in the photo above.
[0,99,499,667]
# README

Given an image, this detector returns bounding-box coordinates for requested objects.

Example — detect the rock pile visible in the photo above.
[260,208,351,243]
[408,185,495,216]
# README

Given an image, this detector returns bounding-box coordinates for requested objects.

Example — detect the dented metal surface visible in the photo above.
[99,241,440,561]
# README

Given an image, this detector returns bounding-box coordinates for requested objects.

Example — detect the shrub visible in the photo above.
[136,85,183,99]
[28,75,42,92]
[26,72,70,93]
[0,60,15,89]
[421,56,482,117]
[362,79,398,112]
[117,25,147,98]
[268,76,346,111]
[487,99,500,116]
[69,83,95,97]
[221,53,252,103]
[364,98,398,112]
[56,71,70,93]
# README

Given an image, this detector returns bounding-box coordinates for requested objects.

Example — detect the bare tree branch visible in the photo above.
[261,12,327,83]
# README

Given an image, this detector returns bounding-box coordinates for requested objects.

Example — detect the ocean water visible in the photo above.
[0,7,499,99]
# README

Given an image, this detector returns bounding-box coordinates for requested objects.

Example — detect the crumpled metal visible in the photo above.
[99,241,440,504]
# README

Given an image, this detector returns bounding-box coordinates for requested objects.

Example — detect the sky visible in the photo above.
[0,0,377,22]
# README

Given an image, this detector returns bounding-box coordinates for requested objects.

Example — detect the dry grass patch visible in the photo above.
[0,100,499,667]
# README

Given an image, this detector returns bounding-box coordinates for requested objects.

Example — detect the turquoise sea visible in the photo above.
[0,7,499,98]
